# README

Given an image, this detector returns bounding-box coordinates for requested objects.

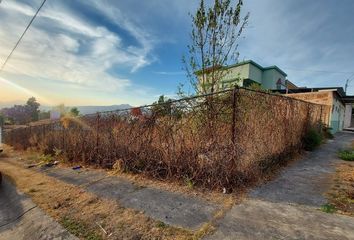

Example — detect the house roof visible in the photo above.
[342,96,354,103]
[224,60,288,77]
[195,60,288,77]
[298,87,346,97]
[274,87,349,103]
[285,80,298,89]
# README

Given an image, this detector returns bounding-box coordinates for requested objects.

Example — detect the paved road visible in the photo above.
[206,132,354,240]
[0,177,77,240]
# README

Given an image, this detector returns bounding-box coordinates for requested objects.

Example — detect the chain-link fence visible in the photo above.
[3,87,330,189]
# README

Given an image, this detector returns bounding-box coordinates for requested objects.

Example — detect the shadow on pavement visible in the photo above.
[0,176,31,231]
[0,176,77,240]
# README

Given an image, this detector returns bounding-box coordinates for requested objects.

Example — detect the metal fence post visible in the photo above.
[42,124,45,143]
[62,122,65,151]
[232,87,237,144]
[96,113,100,162]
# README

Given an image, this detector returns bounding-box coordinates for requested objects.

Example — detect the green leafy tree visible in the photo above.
[0,113,4,126]
[1,97,40,124]
[151,95,183,119]
[151,95,172,117]
[183,0,249,94]
[38,110,50,120]
[26,97,40,121]
[69,107,80,117]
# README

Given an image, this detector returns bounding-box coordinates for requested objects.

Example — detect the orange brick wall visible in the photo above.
[285,91,333,106]
[285,91,332,125]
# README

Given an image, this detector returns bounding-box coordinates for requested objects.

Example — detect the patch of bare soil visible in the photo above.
[327,161,354,216]
[0,155,195,239]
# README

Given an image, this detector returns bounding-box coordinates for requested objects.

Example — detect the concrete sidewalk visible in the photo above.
[0,177,77,240]
[37,165,219,230]
[206,132,354,240]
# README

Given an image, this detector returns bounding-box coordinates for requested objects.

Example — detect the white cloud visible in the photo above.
[153,71,185,75]
[85,0,157,72]
[55,34,80,53]
[2,0,35,16]
[0,0,156,95]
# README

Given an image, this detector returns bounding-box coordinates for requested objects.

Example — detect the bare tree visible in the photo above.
[183,0,249,95]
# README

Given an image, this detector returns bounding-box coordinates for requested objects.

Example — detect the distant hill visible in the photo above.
[0,100,25,109]
[40,104,133,115]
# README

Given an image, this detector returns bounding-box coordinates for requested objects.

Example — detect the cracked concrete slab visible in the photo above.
[119,186,217,228]
[85,176,217,228]
[206,132,354,239]
[40,166,219,230]
[206,199,354,240]
[44,167,106,186]
[0,178,77,240]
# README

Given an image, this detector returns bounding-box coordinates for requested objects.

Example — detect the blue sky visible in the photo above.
[0,0,354,107]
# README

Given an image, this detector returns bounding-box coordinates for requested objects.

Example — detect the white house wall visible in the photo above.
[344,104,352,128]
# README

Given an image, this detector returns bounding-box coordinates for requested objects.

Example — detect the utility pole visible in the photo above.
[345,79,350,93]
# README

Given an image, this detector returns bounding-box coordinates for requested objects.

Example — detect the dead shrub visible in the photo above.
[113,159,125,173]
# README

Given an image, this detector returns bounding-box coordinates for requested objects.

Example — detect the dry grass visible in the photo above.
[327,162,354,216]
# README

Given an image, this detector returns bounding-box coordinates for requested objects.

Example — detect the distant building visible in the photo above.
[50,110,61,120]
[197,60,298,92]
[277,87,354,133]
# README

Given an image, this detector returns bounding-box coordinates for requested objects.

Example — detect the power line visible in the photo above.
[0,0,48,73]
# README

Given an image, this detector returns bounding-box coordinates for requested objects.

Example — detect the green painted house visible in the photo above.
[198,60,297,92]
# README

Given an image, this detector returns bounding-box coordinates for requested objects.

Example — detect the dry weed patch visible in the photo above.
[3,88,329,191]
[327,162,354,216]
[8,144,238,205]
